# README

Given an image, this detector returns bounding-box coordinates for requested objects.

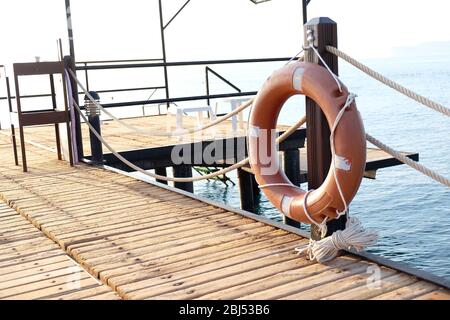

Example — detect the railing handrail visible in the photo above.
[0,86,166,101]
[83,91,257,109]
[76,57,293,71]
[76,58,164,65]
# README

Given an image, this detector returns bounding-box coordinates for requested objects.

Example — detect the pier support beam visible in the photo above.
[304,17,346,240]
[88,115,103,164]
[155,167,168,185]
[173,165,194,193]
[237,168,256,213]
[85,92,103,165]
[283,148,302,228]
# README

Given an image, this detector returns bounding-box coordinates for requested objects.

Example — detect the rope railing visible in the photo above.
[68,54,305,138]
[68,69,253,137]
[320,45,450,188]
[72,97,306,183]
[366,133,450,188]
[326,45,450,118]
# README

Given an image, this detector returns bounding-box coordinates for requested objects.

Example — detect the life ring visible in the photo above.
[248,61,366,224]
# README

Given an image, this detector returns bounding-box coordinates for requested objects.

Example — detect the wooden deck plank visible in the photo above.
[114,240,304,296]
[199,256,358,300]
[125,249,309,300]
[233,257,365,300]
[81,225,275,269]
[414,289,450,300]
[46,286,119,300]
[106,235,301,289]
[323,273,419,300]
[96,229,291,281]
[371,280,438,300]
[0,203,118,300]
[71,216,256,260]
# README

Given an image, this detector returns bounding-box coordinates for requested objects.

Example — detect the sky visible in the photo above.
[1,0,450,71]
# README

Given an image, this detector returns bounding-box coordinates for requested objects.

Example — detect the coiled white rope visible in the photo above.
[298,216,379,263]
[326,45,450,118]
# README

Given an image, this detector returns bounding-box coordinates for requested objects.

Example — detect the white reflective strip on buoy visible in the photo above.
[248,125,260,138]
[335,155,352,171]
[292,67,304,91]
[281,195,293,216]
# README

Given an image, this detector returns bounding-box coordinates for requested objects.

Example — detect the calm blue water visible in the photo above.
[191,55,450,279]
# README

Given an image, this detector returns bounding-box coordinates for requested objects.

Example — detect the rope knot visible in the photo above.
[295,217,379,263]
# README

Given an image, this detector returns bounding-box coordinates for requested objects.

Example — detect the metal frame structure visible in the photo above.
[56,0,303,160]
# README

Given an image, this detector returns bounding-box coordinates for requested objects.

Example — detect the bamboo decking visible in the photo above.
[0,120,449,300]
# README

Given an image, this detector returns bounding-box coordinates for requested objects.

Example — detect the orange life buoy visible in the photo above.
[248,61,366,224]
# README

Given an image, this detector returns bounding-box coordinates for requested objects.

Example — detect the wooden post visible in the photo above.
[155,167,168,185]
[251,173,260,201]
[237,168,255,212]
[304,17,346,240]
[64,55,84,160]
[283,148,302,228]
[173,165,194,192]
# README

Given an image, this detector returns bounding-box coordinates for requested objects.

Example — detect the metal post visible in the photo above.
[85,92,103,164]
[64,55,84,159]
[304,17,346,240]
[283,149,302,228]
[158,0,170,111]
[50,74,62,161]
[65,0,76,60]
[155,167,168,185]
[5,76,19,166]
[173,165,194,192]
[84,63,90,91]
[237,168,256,212]
[302,0,308,24]
[205,67,210,106]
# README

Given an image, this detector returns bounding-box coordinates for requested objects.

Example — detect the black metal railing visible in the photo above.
[205,66,242,108]
[0,56,291,128]
[71,57,291,113]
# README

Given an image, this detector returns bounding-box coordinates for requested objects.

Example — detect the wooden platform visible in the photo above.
[0,202,119,300]
[0,126,449,300]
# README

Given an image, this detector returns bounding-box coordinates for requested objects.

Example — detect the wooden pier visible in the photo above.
[0,124,449,300]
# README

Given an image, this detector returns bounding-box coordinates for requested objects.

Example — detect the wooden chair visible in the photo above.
[12,61,73,172]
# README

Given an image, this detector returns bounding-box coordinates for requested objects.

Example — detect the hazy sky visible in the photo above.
[1,0,450,69]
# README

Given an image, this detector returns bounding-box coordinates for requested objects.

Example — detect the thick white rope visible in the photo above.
[72,98,306,182]
[68,68,253,137]
[297,93,378,262]
[324,46,450,188]
[307,45,343,93]
[326,45,450,118]
[298,216,379,263]
[366,133,450,188]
